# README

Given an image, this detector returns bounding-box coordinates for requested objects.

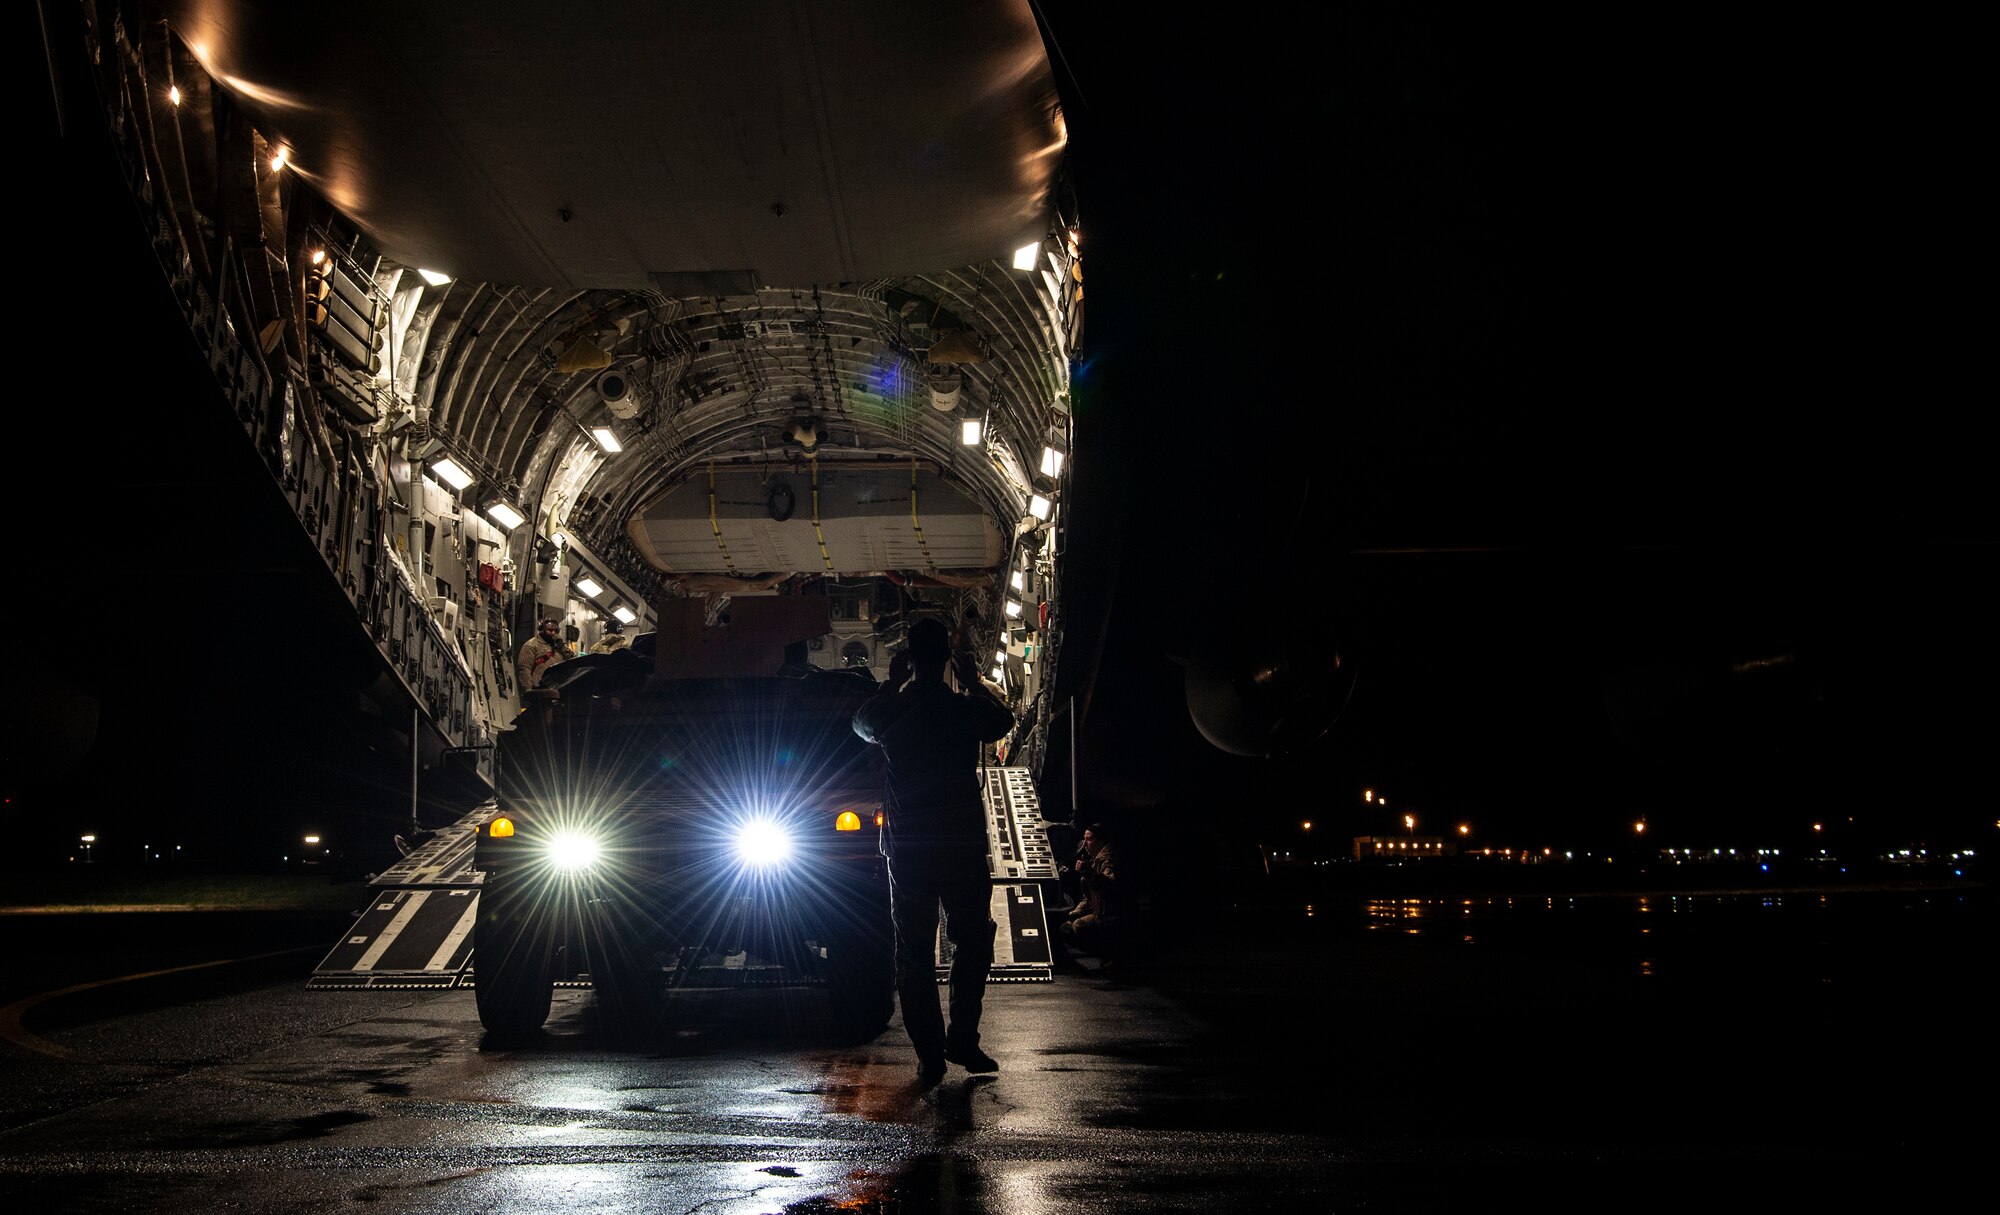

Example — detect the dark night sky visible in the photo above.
[1033,7,1995,849]
[7,8,1990,863]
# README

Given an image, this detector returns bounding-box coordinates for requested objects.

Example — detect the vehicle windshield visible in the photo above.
[627,674,883,800]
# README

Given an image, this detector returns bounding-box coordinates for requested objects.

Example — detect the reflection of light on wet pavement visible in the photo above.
[813,1054,928,1124]
[990,1161,1069,1215]
[466,1166,628,1209]
[452,1161,841,1214]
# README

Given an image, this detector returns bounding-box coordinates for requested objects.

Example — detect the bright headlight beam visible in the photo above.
[547,832,600,871]
[734,820,794,868]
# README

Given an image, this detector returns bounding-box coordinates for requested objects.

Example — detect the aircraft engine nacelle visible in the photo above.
[1183,632,1359,759]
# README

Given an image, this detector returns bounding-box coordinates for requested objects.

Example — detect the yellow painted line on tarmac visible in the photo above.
[0,947,316,1061]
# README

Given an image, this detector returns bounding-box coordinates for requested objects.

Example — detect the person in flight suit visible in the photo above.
[1059,821,1131,966]
[852,617,1015,1085]
[517,616,572,701]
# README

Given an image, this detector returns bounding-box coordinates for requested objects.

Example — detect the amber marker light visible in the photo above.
[874,811,885,828]
[489,817,515,838]
[835,811,862,832]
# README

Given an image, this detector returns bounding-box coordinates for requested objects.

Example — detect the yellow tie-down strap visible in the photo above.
[909,459,934,568]
[707,461,736,572]
[811,457,833,571]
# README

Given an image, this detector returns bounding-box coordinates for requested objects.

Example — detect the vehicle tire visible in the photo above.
[824,873,894,1043]
[584,898,665,1044]
[474,872,555,1042]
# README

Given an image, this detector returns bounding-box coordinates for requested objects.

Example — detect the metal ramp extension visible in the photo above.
[943,766,1064,983]
[306,804,494,990]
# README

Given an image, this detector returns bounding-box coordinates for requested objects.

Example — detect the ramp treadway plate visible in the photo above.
[983,766,1059,882]
[308,802,496,989]
[308,887,480,989]
[936,883,1053,983]
[367,803,497,888]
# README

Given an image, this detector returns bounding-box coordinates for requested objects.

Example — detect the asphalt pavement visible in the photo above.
[0,879,1988,1212]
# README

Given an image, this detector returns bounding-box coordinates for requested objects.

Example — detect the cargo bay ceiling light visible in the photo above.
[1040,445,1064,478]
[417,268,452,287]
[961,418,982,445]
[611,604,637,625]
[428,456,473,491]
[590,426,622,453]
[575,577,603,598]
[482,498,525,530]
[1028,493,1051,521]
[1013,242,1040,271]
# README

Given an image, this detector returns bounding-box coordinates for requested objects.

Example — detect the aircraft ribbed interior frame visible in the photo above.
[65,0,1083,786]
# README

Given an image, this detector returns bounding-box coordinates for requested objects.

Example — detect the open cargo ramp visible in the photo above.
[307,805,495,990]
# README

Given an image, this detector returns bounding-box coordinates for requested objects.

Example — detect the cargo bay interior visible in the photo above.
[19,0,1086,989]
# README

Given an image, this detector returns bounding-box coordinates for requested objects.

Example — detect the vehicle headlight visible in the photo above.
[547,831,601,872]
[734,819,794,868]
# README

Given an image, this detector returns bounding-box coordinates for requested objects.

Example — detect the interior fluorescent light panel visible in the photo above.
[429,457,473,491]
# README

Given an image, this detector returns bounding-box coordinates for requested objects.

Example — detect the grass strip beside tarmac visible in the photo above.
[0,870,371,914]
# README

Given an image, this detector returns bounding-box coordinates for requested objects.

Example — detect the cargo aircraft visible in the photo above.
[23,0,1090,1025]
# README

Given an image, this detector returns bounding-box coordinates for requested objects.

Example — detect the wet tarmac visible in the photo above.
[0,880,1989,1212]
